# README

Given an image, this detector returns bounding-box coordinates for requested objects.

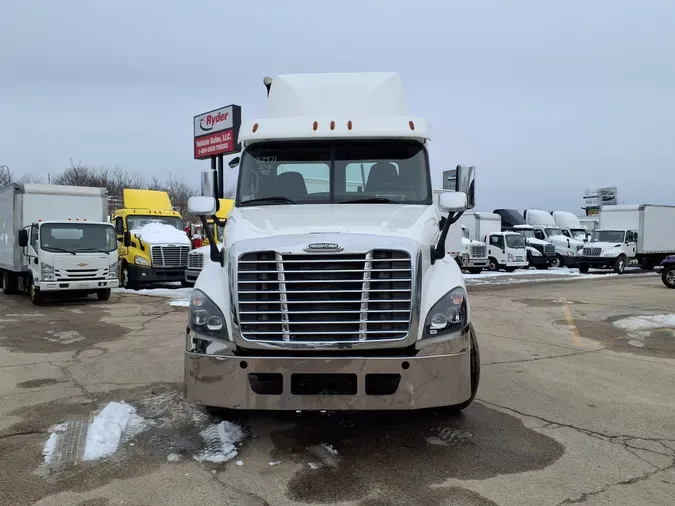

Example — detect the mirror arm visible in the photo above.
[199,215,224,266]
[430,210,465,265]
[212,216,227,227]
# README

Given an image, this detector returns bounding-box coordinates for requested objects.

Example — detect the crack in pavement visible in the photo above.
[482,348,603,366]
[479,400,675,503]
[557,461,675,504]
[0,429,46,439]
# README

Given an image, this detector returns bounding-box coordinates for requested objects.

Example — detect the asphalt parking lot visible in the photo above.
[0,273,673,506]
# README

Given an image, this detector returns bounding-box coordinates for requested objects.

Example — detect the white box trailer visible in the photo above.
[0,184,120,304]
[578,204,675,273]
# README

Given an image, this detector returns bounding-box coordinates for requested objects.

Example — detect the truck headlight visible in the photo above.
[507,253,514,261]
[530,248,542,257]
[423,287,468,339]
[189,289,227,338]
[41,263,55,281]
[108,262,119,279]
[134,255,150,266]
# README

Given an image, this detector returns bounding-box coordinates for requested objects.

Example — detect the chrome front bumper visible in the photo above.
[183,330,473,411]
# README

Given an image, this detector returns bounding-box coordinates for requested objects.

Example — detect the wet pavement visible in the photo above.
[0,275,673,505]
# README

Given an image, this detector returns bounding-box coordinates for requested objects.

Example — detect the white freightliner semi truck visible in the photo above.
[523,209,585,267]
[0,184,119,305]
[184,72,480,412]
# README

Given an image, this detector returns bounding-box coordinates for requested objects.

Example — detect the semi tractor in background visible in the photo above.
[459,212,528,272]
[0,184,119,305]
[184,72,480,413]
[577,204,675,274]
[523,209,585,267]
[551,211,589,242]
[111,189,191,289]
[493,209,557,270]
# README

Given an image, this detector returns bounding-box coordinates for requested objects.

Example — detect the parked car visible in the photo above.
[661,255,675,289]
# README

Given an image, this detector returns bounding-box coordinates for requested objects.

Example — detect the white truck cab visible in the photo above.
[552,211,589,242]
[577,204,675,273]
[184,72,480,412]
[459,212,528,272]
[458,225,489,274]
[524,209,584,267]
[492,209,556,270]
[0,184,119,305]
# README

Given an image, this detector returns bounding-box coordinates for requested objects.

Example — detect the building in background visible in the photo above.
[582,186,618,215]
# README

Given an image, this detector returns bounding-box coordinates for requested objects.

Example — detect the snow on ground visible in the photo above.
[113,283,192,307]
[82,401,147,461]
[130,222,191,246]
[612,314,675,348]
[194,421,246,463]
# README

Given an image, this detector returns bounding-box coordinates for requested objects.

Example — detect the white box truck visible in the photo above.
[0,184,119,305]
[183,72,480,413]
[577,204,675,273]
[459,212,528,272]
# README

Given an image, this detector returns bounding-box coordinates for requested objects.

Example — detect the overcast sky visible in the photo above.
[1,0,673,212]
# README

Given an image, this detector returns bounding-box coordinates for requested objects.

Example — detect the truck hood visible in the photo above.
[226,204,439,244]
[548,235,584,247]
[584,241,622,251]
[526,238,550,247]
[49,252,114,271]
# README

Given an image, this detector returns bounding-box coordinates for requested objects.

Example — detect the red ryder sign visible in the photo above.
[193,105,242,159]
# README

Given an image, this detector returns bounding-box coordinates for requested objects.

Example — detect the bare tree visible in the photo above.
[0,165,10,187]
[223,185,236,199]
[16,173,44,184]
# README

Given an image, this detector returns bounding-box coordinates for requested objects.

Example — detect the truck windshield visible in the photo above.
[570,229,587,241]
[127,216,184,231]
[515,228,535,239]
[236,140,431,205]
[544,227,565,237]
[40,223,117,253]
[591,230,625,243]
[505,235,526,249]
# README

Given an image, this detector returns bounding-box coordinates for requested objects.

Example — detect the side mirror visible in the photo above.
[228,156,240,169]
[201,169,216,198]
[123,231,131,247]
[188,196,217,216]
[455,164,476,209]
[634,233,638,242]
[438,191,467,213]
[18,229,28,247]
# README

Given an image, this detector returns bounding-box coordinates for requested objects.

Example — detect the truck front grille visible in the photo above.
[237,250,413,343]
[470,245,487,258]
[583,247,602,256]
[544,244,556,256]
[187,253,203,270]
[55,268,107,281]
[151,246,189,267]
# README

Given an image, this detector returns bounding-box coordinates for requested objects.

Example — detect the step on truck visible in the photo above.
[493,208,556,270]
[184,72,480,412]
[459,212,528,272]
[577,204,675,274]
[0,183,119,305]
[111,189,192,289]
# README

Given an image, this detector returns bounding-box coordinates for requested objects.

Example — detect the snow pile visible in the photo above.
[42,423,68,465]
[194,421,246,463]
[82,401,146,461]
[113,285,192,307]
[613,314,675,333]
[130,222,190,246]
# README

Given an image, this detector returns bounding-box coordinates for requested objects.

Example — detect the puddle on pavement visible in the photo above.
[16,378,64,388]
[514,298,589,308]
[555,315,675,358]
[0,302,128,353]
[267,402,564,504]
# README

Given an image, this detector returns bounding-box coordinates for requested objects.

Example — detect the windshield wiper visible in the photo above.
[340,197,396,204]
[76,247,110,255]
[240,197,296,206]
[45,247,76,255]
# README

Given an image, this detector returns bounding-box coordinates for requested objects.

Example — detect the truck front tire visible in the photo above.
[578,263,590,274]
[29,277,44,306]
[97,289,112,301]
[444,324,480,414]
[613,256,626,274]
[120,263,137,290]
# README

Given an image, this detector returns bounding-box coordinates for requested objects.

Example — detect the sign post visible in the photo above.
[193,105,242,199]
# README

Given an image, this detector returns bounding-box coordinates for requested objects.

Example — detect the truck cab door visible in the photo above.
[488,235,505,261]
[626,230,637,256]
